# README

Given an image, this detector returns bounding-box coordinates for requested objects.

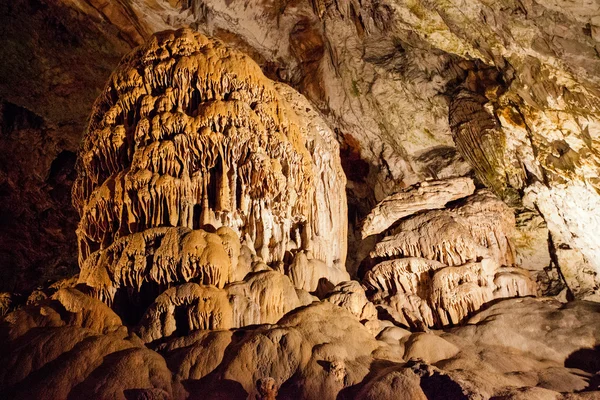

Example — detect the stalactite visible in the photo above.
[79,227,234,304]
[137,283,233,342]
[449,190,517,266]
[371,211,486,266]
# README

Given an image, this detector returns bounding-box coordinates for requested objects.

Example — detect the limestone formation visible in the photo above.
[3,288,123,341]
[4,0,600,307]
[79,227,235,304]
[132,268,308,343]
[364,258,446,302]
[226,270,302,327]
[137,283,232,343]
[403,332,460,364]
[287,252,350,293]
[525,183,600,301]
[325,280,377,322]
[3,2,600,398]
[250,377,278,400]
[450,66,600,299]
[370,191,520,269]
[513,211,556,292]
[449,87,516,200]
[72,28,315,268]
[2,291,600,399]
[71,28,347,319]
[0,294,10,317]
[449,190,517,266]
[355,367,428,400]
[371,190,517,268]
[372,210,485,266]
[366,191,536,328]
[361,177,475,238]
[275,83,348,269]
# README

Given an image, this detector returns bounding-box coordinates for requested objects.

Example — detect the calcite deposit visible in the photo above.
[3,0,600,304]
[71,29,347,316]
[365,189,537,328]
[361,176,476,238]
[2,1,600,397]
[2,286,599,399]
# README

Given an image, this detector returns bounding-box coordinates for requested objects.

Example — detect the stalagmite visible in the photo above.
[72,28,348,318]
[325,281,377,322]
[275,83,348,268]
[227,270,302,327]
[363,258,446,300]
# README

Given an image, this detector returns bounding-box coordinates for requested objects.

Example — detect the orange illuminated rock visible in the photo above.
[72,28,347,313]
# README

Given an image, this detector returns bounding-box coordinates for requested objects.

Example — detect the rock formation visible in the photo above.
[2,284,600,399]
[1,1,600,398]
[361,177,476,238]
[71,29,347,319]
[364,188,537,328]
[2,0,600,305]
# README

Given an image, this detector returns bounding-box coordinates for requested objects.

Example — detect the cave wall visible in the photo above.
[0,101,79,291]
